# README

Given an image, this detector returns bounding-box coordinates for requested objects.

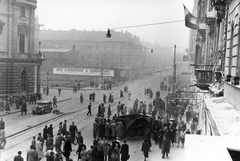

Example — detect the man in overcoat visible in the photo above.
[120,140,129,161]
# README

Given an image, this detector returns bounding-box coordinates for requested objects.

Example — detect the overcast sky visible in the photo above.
[37,0,194,51]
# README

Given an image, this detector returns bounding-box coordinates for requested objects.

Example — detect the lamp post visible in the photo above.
[101,52,104,89]
[46,72,49,96]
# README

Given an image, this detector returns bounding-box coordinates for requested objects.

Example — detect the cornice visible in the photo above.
[0,58,45,64]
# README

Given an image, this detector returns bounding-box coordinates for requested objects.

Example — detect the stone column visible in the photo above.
[11,1,18,56]
[29,6,36,54]
[36,61,41,97]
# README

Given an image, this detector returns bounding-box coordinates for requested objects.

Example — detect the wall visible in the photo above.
[224,81,240,111]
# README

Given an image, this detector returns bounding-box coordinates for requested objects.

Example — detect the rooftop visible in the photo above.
[39,29,141,43]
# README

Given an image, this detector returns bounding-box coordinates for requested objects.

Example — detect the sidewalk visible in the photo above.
[0,89,72,117]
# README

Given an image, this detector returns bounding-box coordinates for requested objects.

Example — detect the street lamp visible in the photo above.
[46,72,49,96]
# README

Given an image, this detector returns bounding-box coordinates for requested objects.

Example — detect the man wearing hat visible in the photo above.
[14,151,24,161]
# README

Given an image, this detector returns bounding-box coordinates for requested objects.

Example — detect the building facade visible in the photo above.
[0,0,43,99]
[37,29,149,87]
[189,0,240,139]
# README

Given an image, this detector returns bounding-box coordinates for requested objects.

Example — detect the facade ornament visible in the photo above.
[18,22,29,37]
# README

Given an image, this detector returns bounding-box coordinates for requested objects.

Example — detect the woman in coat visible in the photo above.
[141,139,149,161]
[36,137,44,160]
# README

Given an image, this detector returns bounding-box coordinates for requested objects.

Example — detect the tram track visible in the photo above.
[3,77,161,161]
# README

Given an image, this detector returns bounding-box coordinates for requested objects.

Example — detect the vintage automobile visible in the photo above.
[32,100,53,115]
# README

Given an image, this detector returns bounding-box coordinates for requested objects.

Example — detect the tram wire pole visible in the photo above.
[173,45,176,92]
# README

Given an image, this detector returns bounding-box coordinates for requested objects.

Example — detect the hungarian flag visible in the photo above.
[183,4,198,30]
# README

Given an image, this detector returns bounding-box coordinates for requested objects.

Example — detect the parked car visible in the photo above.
[32,100,53,115]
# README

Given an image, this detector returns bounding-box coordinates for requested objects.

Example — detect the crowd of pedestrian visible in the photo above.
[9,84,200,161]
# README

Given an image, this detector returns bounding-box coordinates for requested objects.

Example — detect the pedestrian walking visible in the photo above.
[36,137,44,160]
[26,145,38,161]
[0,128,6,149]
[162,127,170,159]
[80,93,84,103]
[100,103,105,117]
[58,122,63,134]
[141,139,149,161]
[108,93,112,103]
[43,125,48,140]
[5,99,10,113]
[120,140,129,161]
[55,132,65,153]
[103,93,107,103]
[108,105,112,118]
[63,135,72,161]
[79,145,89,161]
[120,90,124,98]
[46,133,54,151]
[31,136,36,150]
[92,92,96,102]
[13,151,24,161]
[87,103,92,116]
[148,102,152,115]
[128,92,131,100]
[21,101,27,115]
[58,88,62,97]
[62,120,67,136]
[0,118,5,130]
[47,124,53,138]
[16,97,20,109]
[53,96,57,108]
[93,120,98,139]
[111,93,114,102]
[117,102,121,116]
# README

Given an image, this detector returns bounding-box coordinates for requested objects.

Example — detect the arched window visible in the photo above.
[21,69,27,91]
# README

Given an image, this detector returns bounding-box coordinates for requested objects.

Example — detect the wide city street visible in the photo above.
[1,72,187,161]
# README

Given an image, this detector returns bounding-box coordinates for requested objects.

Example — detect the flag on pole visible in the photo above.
[183,4,198,30]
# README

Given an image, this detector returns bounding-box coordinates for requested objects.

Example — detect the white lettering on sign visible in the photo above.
[53,67,114,77]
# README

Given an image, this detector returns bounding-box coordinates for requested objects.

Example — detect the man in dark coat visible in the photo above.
[63,136,72,161]
[47,124,53,137]
[120,140,129,161]
[21,101,27,115]
[62,120,67,136]
[141,139,149,161]
[13,151,24,161]
[87,103,92,116]
[43,125,48,140]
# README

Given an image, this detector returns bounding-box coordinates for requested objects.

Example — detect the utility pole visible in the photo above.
[101,53,103,89]
[173,45,176,92]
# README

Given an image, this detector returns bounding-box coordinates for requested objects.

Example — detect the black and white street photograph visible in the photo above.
[0,0,240,161]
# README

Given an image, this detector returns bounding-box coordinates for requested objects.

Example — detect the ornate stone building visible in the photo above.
[0,0,44,99]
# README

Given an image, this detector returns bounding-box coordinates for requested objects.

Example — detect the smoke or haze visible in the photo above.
[37,0,194,50]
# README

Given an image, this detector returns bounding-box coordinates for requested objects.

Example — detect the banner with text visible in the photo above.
[53,67,114,77]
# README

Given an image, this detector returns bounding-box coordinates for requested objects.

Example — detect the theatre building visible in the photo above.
[0,0,44,99]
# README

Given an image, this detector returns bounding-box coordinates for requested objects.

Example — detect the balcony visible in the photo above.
[206,10,217,25]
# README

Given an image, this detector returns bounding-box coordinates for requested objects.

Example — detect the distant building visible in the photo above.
[0,0,44,99]
[37,29,148,86]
